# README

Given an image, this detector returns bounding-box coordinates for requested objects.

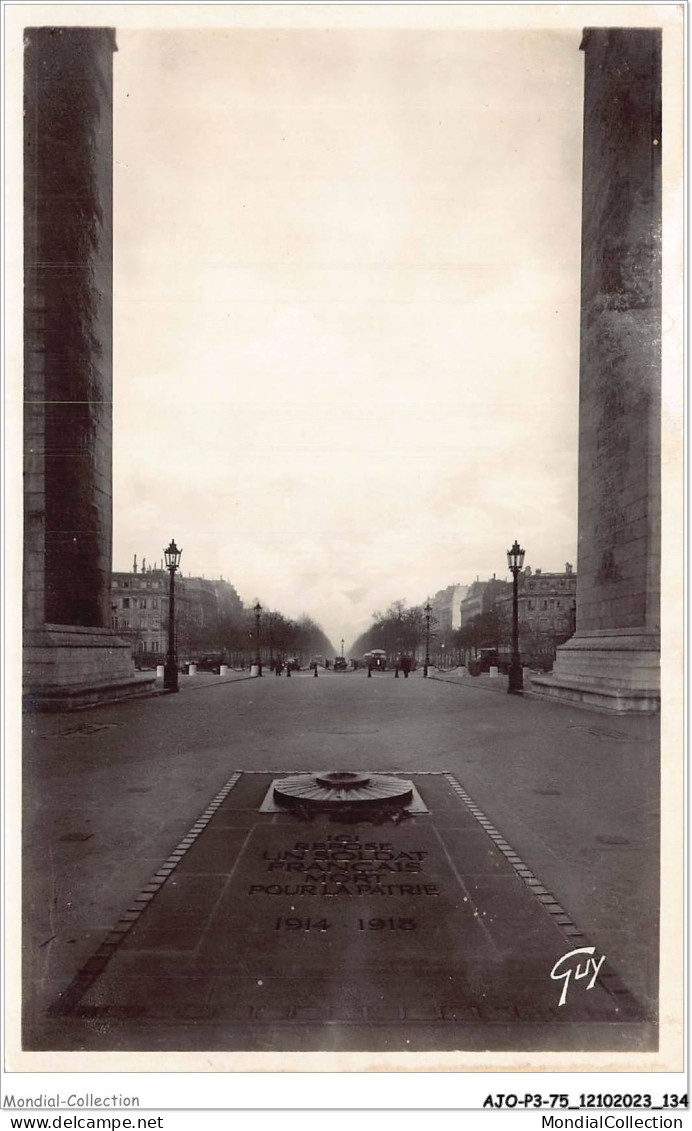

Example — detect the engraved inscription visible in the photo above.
[272,916,418,931]
[248,833,441,897]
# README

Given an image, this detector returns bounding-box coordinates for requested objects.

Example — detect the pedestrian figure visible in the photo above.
[401,656,411,679]
[275,660,282,676]
[394,663,399,678]
[286,664,291,677]
[314,665,318,677]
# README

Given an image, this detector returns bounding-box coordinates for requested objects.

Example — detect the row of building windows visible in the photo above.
[524,615,570,630]
[115,618,161,630]
[117,597,159,610]
[525,579,576,592]
[114,578,164,590]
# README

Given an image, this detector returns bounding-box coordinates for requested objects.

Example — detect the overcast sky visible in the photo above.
[112,26,584,650]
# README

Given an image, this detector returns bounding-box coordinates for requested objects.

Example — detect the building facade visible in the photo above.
[458,568,576,667]
[429,584,468,633]
[511,564,577,639]
[111,560,244,661]
[111,562,168,657]
[460,577,511,626]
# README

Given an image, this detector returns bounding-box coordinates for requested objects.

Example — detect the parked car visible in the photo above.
[333,656,348,671]
[286,657,301,671]
[195,654,225,673]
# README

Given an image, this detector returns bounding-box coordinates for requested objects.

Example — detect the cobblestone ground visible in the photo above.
[22,669,661,1051]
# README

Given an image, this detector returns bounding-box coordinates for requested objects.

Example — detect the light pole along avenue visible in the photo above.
[507,539,525,694]
[163,539,182,693]
[253,601,263,676]
[423,600,432,678]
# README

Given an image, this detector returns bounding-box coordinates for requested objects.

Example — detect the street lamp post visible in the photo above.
[341,638,344,658]
[163,539,182,692]
[423,601,432,678]
[507,539,526,694]
[253,601,263,676]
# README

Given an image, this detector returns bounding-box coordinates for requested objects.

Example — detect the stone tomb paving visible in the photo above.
[49,773,652,1051]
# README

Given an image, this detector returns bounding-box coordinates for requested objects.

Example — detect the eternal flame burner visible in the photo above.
[273,771,414,811]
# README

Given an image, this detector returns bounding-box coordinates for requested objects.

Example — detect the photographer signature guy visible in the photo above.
[550,946,606,1007]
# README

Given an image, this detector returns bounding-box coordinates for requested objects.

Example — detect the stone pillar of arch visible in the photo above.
[533,28,661,713]
[23,27,151,709]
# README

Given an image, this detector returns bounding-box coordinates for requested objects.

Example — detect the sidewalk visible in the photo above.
[430,666,510,694]
[164,669,254,692]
